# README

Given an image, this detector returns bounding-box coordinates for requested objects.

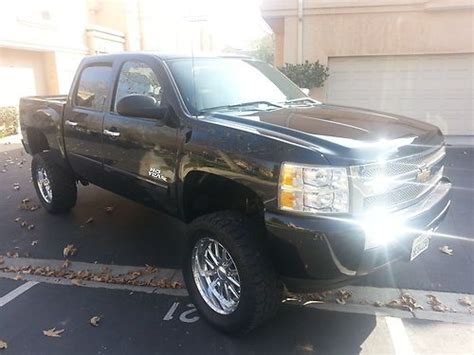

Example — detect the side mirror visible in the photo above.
[300,88,310,96]
[116,94,167,119]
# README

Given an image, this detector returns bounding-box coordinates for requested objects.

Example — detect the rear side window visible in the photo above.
[75,65,112,110]
[113,61,162,111]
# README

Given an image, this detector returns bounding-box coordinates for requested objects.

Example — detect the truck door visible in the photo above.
[101,59,179,214]
[63,63,113,184]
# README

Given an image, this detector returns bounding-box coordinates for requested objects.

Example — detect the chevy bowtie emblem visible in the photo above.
[417,164,431,183]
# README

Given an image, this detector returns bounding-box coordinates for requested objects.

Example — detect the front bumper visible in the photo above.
[265,179,451,292]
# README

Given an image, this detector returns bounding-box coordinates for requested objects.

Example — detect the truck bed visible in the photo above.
[19,95,68,159]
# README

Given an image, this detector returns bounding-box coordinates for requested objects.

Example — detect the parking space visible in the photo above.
[0,141,473,353]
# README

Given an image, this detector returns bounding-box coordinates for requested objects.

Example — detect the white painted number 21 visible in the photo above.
[163,302,200,323]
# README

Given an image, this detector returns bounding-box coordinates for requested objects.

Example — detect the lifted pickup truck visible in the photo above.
[20,53,451,334]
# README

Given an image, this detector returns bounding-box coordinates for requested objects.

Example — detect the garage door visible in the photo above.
[326,54,474,136]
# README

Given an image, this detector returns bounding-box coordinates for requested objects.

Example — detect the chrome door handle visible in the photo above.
[103,129,120,137]
[65,120,78,127]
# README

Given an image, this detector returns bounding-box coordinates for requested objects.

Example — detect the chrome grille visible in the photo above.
[364,168,443,210]
[351,146,446,213]
[357,147,445,179]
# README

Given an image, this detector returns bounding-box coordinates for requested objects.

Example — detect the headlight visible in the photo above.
[278,163,349,213]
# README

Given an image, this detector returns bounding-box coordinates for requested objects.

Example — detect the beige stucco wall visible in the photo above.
[262,0,474,94]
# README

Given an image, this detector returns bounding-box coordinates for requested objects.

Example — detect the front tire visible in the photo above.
[183,211,281,335]
[31,152,77,214]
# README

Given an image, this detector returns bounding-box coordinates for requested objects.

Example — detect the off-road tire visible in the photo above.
[183,211,282,335]
[31,152,77,214]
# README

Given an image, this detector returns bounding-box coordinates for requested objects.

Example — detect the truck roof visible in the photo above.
[82,52,253,63]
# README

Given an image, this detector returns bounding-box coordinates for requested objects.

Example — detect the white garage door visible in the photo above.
[326,54,474,136]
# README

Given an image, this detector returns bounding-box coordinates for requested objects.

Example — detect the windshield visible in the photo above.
[167,58,307,115]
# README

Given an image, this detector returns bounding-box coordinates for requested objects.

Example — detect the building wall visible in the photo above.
[262,0,474,97]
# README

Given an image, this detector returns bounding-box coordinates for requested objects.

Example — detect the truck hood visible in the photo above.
[208,104,444,165]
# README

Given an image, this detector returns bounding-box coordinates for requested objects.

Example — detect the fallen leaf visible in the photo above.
[63,244,77,257]
[458,296,472,307]
[71,279,82,286]
[387,293,423,312]
[27,224,35,230]
[62,260,71,269]
[335,289,352,305]
[105,206,115,213]
[14,274,23,281]
[144,264,158,273]
[85,217,94,224]
[6,252,19,258]
[439,245,453,256]
[90,316,101,327]
[43,328,64,337]
[296,344,314,352]
[20,221,27,228]
[427,294,452,312]
[0,340,7,349]
[373,301,384,307]
[14,217,21,222]
[21,198,30,204]
[31,240,38,246]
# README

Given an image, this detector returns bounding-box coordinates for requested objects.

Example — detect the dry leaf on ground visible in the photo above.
[43,328,64,337]
[14,217,21,222]
[373,301,384,307]
[63,244,77,257]
[439,245,453,256]
[85,217,94,224]
[387,293,423,312]
[427,294,453,312]
[0,340,7,349]
[105,206,115,213]
[31,240,38,246]
[335,289,352,305]
[71,279,82,286]
[458,296,472,307]
[6,252,19,258]
[90,316,101,327]
[14,274,23,281]
[62,260,71,269]
[27,224,35,230]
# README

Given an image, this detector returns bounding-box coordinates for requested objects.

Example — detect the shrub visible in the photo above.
[279,60,329,89]
[0,106,19,138]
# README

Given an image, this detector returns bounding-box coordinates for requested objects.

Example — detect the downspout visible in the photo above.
[297,0,304,64]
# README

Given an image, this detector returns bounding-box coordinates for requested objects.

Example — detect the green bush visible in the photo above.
[0,106,19,138]
[279,60,329,89]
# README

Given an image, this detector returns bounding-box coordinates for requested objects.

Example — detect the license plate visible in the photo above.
[410,231,431,261]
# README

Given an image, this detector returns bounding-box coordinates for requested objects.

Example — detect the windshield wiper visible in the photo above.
[199,101,282,115]
[283,97,320,105]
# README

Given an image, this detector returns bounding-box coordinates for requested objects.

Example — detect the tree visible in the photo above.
[250,34,274,64]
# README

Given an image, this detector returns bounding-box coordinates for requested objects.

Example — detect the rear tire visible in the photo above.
[183,211,281,335]
[31,152,77,214]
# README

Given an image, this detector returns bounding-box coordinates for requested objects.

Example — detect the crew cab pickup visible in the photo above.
[20,53,451,334]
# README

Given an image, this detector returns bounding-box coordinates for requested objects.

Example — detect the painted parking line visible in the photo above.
[0,281,38,308]
[385,316,414,355]
[1,256,473,324]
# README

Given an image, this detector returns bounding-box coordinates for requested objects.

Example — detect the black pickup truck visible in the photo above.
[19,53,451,334]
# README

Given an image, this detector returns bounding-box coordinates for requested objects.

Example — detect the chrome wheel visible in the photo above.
[36,167,52,203]
[192,237,241,315]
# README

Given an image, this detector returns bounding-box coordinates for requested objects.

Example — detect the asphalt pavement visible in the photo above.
[0,139,473,354]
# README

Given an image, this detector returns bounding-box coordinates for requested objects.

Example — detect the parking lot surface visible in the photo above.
[0,140,473,354]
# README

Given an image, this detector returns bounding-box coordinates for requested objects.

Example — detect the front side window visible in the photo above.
[75,65,112,110]
[168,58,306,114]
[114,61,162,111]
